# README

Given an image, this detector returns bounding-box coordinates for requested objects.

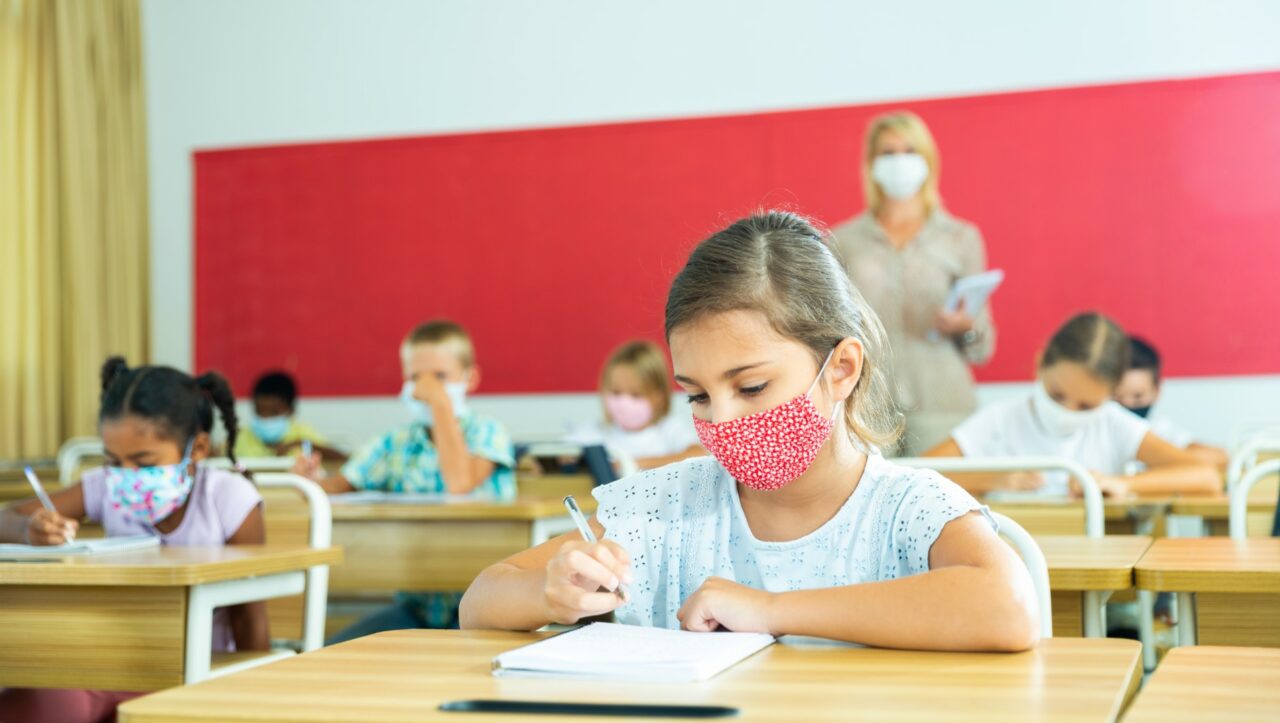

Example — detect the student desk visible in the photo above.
[1122,646,1280,722]
[0,545,342,691]
[119,630,1142,722]
[1169,493,1277,536]
[1135,538,1280,647]
[986,497,1171,537]
[328,496,592,596]
[1039,536,1152,638]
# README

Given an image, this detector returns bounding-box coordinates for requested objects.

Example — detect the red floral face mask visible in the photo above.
[693,350,840,491]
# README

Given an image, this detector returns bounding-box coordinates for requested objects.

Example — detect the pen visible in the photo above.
[563,495,629,602]
[24,466,74,542]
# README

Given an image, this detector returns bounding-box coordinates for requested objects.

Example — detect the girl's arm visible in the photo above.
[679,512,1039,652]
[460,517,632,631]
[225,506,270,651]
[634,444,706,471]
[0,485,86,544]
[1127,433,1221,495]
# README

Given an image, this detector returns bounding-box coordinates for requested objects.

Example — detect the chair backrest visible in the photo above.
[1228,458,1280,540]
[56,437,104,482]
[253,473,332,651]
[206,456,296,473]
[1227,432,1280,491]
[895,456,1105,538]
[990,510,1053,639]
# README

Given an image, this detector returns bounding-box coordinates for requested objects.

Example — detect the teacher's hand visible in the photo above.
[935,299,976,337]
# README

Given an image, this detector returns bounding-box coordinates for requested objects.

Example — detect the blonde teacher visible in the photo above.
[831,111,995,455]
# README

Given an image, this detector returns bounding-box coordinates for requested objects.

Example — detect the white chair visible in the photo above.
[1229,458,1280,540]
[56,436,104,482]
[1227,431,1280,492]
[206,456,297,473]
[201,473,332,681]
[895,456,1105,538]
[990,511,1053,639]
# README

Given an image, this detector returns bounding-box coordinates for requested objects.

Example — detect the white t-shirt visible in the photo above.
[564,411,700,461]
[951,397,1150,494]
[1149,415,1194,449]
[592,455,991,629]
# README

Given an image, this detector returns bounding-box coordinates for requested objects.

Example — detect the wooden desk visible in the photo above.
[1169,493,1276,536]
[1039,536,1151,638]
[986,497,1170,537]
[119,630,1142,722]
[1135,537,1280,647]
[327,496,590,596]
[1123,646,1280,722]
[0,545,342,691]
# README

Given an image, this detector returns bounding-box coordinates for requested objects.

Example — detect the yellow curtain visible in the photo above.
[0,0,149,459]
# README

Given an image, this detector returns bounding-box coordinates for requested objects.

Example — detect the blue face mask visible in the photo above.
[250,415,290,444]
[400,380,468,426]
[106,439,196,525]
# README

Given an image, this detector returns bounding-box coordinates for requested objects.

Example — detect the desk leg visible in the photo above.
[1082,590,1111,637]
[1175,592,1197,647]
[1137,589,1157,672]
[184,571,306,684]
[530,516,577,546]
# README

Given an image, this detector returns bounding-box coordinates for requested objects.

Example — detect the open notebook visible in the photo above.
[0,534,159,559]
[492,623,775,683]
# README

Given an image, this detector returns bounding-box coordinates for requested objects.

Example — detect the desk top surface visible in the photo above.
[0,544,342,586]
[1135,537,1280,592]
[118,629,1141,723]
[1123,646,1280,723]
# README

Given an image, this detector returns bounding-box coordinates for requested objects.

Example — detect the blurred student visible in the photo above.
[0,358,265,722]
[563,340,704,470]
[927,313,1220,497]
[235,370,345,462]
[1114,336,1228,471]
[293,319,514,640]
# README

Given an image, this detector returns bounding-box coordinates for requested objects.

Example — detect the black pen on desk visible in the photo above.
[563,495,629,602]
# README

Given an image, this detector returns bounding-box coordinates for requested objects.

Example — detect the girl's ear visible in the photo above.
[190,431,213,462]
[828,337,865,404]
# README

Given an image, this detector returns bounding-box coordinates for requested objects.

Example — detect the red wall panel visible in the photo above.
[195,71,1280,396]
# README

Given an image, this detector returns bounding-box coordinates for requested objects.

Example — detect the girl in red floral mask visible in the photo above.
[461,211,1038,652]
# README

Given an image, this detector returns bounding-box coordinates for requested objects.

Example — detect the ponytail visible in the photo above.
[195,372,241,470]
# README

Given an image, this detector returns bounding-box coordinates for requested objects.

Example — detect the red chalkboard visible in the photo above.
[195,71,1280,396]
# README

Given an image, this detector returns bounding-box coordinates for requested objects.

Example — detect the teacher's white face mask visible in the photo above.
[872,152,929,201]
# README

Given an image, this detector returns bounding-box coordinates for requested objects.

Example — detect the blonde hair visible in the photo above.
[664,210,903,450]
[402,319,475,368]
[600,340,673,422]
[862,111,942,214]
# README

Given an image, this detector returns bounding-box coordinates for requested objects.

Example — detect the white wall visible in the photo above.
[143,0,1280,447]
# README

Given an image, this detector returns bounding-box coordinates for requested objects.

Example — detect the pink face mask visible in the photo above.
[605,393,655,431]
[693,350,839,491]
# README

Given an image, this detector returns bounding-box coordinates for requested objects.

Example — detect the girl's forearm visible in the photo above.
[460,563,550,631]
[767,566,1038,652]
[1128,464,1220,495]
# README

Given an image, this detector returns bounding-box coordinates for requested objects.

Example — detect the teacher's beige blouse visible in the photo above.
[830,208,995,416]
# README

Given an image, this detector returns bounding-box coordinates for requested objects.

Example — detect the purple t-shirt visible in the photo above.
[82,465,263,651]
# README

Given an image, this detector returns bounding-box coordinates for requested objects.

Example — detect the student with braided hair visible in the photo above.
[0,357,267,722]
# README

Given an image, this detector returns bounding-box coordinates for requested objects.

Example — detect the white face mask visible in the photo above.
[1032,382,1103,438]
[400,380,468,426]
[871,152,929,201]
